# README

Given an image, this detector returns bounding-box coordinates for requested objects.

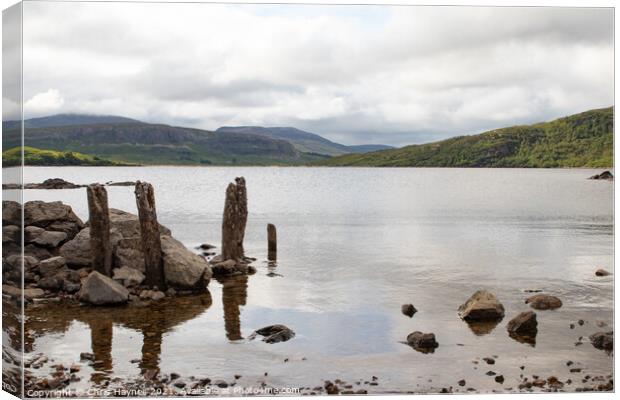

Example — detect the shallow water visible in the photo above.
[12,167,616,394]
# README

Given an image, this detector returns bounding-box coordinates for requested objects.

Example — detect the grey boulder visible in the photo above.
[79,271,129,305]
[32,230,68,248]
[161,235,211,289]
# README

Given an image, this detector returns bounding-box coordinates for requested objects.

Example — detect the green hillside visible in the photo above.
[2,122,328,166]
[319,107,613,168]
[2,146,125,167]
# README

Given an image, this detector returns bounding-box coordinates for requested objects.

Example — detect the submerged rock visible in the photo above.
[458,290,505,321]
[406,331,438,353]
[249,324,295,343]
[161,236,211,289]
[589,171,613,180]
[401,304,418,317]
[525,294,562,310]
[79,271,129,305]
[589,331,613,351]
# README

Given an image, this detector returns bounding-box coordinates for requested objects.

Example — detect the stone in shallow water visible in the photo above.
[589,331,613,351]
[458,290,505,321]
[248,324,295,343]
[401,303,417,317]
[406,331,438,353]
[525,294,562,310]
[507,311,538,346]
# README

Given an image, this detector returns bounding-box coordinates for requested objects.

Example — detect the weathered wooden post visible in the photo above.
[221,177,248,261]
[87,184,112,276]
[134,181,166,290]
[267,223,277,261]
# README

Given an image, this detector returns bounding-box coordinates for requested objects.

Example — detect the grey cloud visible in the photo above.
[17,3,614,146]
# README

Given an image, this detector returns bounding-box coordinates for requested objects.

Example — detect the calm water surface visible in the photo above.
[15,167,615,394]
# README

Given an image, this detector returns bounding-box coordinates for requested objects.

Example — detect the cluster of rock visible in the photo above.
[401,289,613,354]
[2,200,213,305]
[2,178,137,190]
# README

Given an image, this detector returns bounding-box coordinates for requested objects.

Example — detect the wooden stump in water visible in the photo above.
[267,223,277,261]
[87,184,112,276]
[221,177,248,261]
[134,181,166,290]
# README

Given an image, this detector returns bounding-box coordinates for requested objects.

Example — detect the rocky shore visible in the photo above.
[2,198,261,307]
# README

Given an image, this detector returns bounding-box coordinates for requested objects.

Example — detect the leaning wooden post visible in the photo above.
[87,184,112,276]
[267,223,277,261]
[135,181,166,290]
[221,177,248,261]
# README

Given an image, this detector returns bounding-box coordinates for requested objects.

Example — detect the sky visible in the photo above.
[4,2,615,146]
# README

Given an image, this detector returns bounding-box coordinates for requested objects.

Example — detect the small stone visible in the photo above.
[401,303,417,317]
[483,357,495,365]
[458,379,466,387]
[589,331,613,351]
[495,375,504,384]
[595,269,611,276]
[486,371,496,376]
[525,294,562,310]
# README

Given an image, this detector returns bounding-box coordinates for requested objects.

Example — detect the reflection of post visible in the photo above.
[89,319,113,376]
[221,275,248,341]
[139,328,162,372]
[267,223,277,261]
[135,181,166,290]
[221,177,247,260]
[87,184,112,276]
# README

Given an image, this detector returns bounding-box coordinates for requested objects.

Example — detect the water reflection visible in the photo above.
[25,292,213,381]
[464,319,502,336]
[508,332,537,347]
[219,275,248,341]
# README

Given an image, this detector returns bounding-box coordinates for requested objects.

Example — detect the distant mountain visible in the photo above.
[2,120,326,166]
[319,107,613,168]
[2,113,139,131]
[216,126,393,156]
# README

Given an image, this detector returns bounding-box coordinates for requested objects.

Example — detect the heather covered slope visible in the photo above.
[319,107,613,168]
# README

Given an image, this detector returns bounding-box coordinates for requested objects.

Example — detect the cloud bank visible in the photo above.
[15,3,614,146]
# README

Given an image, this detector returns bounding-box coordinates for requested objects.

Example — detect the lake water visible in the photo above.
[12,167,616,394]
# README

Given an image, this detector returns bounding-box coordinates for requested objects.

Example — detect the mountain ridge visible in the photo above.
[215,126,393,156]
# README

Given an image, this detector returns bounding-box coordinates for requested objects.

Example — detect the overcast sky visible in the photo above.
[6,2,614,146]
